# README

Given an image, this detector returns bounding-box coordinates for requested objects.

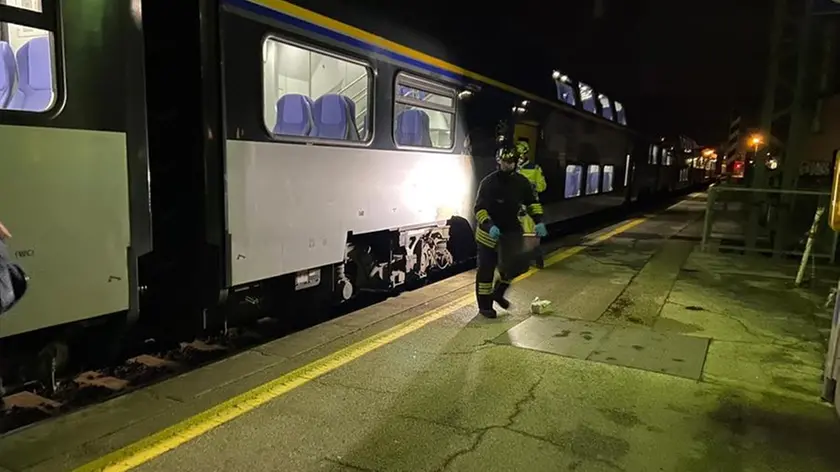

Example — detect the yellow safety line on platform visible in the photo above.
[75,217,647,472]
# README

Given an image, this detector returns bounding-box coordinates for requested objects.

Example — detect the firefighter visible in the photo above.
[474,145,547,318]
[515,141,547,268]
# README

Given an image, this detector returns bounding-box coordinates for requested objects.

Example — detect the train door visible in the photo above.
[514,121,538,164]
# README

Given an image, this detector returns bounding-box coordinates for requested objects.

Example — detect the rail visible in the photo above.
[701,183,838,262]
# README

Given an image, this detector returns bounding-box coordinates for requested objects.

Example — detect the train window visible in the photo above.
[662,148,674,165]
[565,165,582,198]
[262,37,371,142]
[0,0,57,113]
[598,94,614,121]
[553,72,575,106]
[393,73,456,150]
[648,145,659,165]
[602,165,614,192]
[578,82,597,114]
[614,101,627,125]
[586,164,600,195]
[1,0,39,12]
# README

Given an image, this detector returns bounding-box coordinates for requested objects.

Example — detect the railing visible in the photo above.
[329,74,366,97]
[701,183,838,262]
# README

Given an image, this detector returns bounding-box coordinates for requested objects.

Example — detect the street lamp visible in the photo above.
[750,134,763,151]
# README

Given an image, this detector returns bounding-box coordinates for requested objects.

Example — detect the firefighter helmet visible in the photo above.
[496,146,518,164]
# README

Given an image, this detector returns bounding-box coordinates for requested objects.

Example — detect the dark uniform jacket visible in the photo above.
[473,170,544,248]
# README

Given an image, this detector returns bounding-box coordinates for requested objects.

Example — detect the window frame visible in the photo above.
[0,0,63,117]
[259,34,376,147]
[392,71,457,152]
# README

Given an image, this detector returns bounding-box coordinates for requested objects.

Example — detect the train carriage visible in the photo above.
[0,0,150,361]
[0,0,705,380]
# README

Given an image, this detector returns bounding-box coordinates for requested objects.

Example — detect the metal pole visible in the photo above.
[773,0,816,258]
[795,206,824,287]
[747,0,788,251]
[701,184,717,252]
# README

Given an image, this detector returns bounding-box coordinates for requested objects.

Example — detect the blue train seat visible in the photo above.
[14,36,53,112]
[312,93,359,141]
[0,41,17,109]
[394,109,432,147]
[273,94,314,136]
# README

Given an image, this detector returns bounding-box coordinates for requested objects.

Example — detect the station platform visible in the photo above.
[2,193,840,472]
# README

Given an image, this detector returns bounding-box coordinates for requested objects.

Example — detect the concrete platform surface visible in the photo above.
[3,193,840,472]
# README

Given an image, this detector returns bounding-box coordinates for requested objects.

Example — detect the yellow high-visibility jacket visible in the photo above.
[518,163,545,234]
[518,163,546,193]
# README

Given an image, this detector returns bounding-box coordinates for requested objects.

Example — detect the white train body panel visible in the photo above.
[0,126,131,338]
[225,139,475,286]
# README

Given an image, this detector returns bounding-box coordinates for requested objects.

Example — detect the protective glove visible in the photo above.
[489,225,501,240]
[535,223,548,238]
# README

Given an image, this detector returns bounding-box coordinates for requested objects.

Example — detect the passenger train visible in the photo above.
[0,0,713,377]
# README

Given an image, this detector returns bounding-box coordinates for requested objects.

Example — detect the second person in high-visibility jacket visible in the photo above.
[516,142,548,268]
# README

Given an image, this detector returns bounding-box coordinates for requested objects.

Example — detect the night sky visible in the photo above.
[346,0,773,145]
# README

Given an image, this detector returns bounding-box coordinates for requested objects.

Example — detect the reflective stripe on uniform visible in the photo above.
[476,209,491,224]
[477,281,494,295]
[527,203,544,215]
[475,228,497,248]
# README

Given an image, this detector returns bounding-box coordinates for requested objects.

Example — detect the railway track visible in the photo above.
[0,318,291,434]
[0,191,699,436]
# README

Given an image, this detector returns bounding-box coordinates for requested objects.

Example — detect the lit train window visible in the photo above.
[586,164,600,195]
[602,165,614,192]
[2,0,38,11]
[614,101,627,125]
[564,165,582,198]
[578,82,597,114]
[597,94,613,121]
[0,0,57,113]
[393,73,456,150]
[261,37,372,142]
[553,72,575,106]
[648,145,659,165]
[666,148,675,165]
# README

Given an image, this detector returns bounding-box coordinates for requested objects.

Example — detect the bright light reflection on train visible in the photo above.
[400,156,472,222]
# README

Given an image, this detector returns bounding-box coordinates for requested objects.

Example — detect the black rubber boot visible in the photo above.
[493,282,511,310]
[478,295,497,318]
[534,246,545,269]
